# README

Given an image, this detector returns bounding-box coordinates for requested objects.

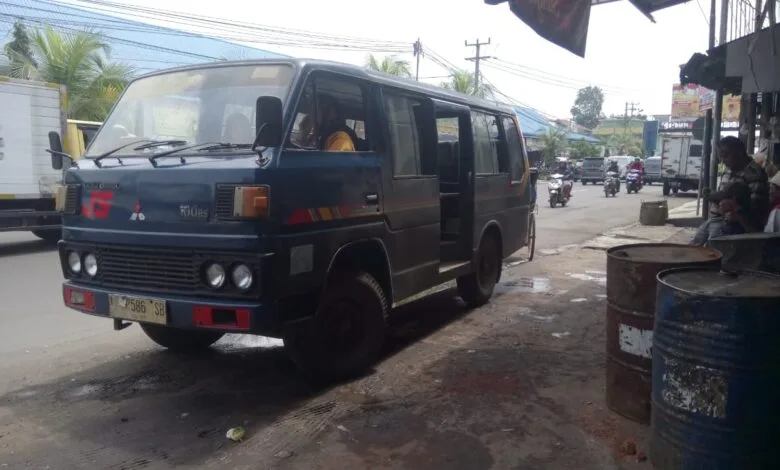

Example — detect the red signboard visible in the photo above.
[485,0,592,57]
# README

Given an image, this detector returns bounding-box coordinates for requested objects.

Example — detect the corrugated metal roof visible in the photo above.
[0,0,286,73]
[515,106,600,143]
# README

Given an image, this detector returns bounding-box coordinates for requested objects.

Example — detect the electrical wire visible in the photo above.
[52,0,412,50]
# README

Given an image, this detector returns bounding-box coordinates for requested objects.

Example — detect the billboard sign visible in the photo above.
[671,84,741,122]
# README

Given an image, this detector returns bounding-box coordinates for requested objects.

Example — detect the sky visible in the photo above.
[59,0,714,120]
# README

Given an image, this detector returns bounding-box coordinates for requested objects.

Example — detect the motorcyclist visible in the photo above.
[606,160,620,191]
[628,157,645,185]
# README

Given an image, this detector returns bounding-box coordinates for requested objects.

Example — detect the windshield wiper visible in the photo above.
[196,143,253,152]
[148,142,254,167]
[92,139,188,168]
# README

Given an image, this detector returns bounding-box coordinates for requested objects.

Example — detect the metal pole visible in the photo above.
[709,0,729,195]
[702,0,718,218]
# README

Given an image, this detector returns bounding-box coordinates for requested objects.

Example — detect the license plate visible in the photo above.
[108,295,167,325]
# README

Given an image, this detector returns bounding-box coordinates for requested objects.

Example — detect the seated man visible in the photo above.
[316,94,358,152]
[224,112,254,143]
[692,137,770,246]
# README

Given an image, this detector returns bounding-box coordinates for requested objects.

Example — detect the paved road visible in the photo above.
[533,181,691,250]
[0,184,694,468]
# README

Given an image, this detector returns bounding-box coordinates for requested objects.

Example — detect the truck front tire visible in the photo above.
[32,230,60,244]
[140,324,223,352]
[284,272,388,382]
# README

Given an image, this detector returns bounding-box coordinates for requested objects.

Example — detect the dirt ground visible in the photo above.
[0,223,697,470]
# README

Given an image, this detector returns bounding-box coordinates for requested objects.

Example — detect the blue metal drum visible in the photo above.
[651,268,780,470]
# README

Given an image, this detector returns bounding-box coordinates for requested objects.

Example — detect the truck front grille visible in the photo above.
[65,244,264,298]
[97,245,200,291]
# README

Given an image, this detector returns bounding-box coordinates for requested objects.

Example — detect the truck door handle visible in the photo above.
[364,193,379,205]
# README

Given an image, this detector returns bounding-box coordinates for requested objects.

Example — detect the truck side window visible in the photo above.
[286,76,370,152]
[501,116,526,182]
[472,111,499,174]
[384,92,425,176]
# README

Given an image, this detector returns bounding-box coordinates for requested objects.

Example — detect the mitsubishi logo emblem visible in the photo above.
[130,202,146,221]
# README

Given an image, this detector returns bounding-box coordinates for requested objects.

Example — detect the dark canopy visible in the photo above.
[484,0,691,57]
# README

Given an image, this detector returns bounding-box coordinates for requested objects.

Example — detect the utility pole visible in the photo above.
[413,39,423,81]
[465,38,492,94]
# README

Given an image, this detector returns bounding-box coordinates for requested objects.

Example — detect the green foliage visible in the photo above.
[440,70,494,99]
[569,140,600,159]
[365,54,411,78]
[3,20,36,69]
[570,85,605,129]
[4,26,134,121]
[608,132,642,156]
[538,128,568,163]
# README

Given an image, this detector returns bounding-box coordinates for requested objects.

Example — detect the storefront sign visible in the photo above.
[671,83,741,121]
[659,120,739,132]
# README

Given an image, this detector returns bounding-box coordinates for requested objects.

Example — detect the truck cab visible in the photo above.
[51,59,533,381]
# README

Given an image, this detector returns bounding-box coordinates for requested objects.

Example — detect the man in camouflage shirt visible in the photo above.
[692,136,769,246]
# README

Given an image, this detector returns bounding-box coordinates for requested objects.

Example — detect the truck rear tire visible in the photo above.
[457,234,501,308]
[140,324,223,352]
[32,230,60,244]
[662,182,670,196]
[284,272,388,382]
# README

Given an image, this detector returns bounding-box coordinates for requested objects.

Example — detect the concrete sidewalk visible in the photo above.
[581,200,700,250]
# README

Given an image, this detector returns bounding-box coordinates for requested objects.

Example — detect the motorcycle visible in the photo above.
[626,169,643,194]
[548,173,572,208]
[603,171,619,197]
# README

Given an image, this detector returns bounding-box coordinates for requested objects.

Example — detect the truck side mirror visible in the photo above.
[48,131,65,170]
[252,96,283,149]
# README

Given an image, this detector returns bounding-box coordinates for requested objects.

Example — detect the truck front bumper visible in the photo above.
[62,281,279,335]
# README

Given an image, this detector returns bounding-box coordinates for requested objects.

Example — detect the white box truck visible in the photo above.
[660,135,703,196]
[0,76,67,242]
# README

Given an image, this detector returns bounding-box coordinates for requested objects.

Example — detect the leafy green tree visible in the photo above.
[6,27,133,121]
[571,85,605,129]
[440,70,494,99]
[3,20,37,71]
[569,140,600,159]
[538,128,568,164]
[609,132,642,156]
[365,54,411,77]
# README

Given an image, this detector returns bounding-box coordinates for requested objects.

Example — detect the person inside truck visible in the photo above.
[223,112,254,143]
[316,93,358,152]
[691,136,769,246]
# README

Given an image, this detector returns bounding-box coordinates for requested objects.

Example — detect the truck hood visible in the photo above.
[62,155,270,250]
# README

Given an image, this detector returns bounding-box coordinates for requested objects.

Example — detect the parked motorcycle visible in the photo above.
[548,173,572,208]
[603,171,619,197]
[626,169,643,194]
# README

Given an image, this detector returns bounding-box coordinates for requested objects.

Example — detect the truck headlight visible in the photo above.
[84,253,98,277]
[205,263,226,288]
[67,251,81,274]
[231,264,253,291]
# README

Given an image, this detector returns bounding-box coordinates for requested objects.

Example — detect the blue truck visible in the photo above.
[48,59,535,381]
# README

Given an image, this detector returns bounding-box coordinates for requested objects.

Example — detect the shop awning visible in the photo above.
[484,0,691,57]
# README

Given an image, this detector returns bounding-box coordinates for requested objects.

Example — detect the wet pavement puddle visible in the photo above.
[496,277,552,295]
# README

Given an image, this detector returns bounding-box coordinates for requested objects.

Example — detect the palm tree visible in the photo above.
[440,70,494,99]
[6,27,133,121]
[538,128,568,164]
[365,54,411,77]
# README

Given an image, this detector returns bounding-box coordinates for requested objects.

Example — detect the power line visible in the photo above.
[483,57,640,94]
[52,0,411,50]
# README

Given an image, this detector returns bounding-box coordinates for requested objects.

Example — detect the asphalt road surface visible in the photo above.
[0,183,693,468]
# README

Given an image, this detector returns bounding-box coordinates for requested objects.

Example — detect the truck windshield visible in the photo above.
[85,64,295,158]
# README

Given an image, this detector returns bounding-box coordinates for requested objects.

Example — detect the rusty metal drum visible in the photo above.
[605,244,721,424]
[650,268,780,470]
